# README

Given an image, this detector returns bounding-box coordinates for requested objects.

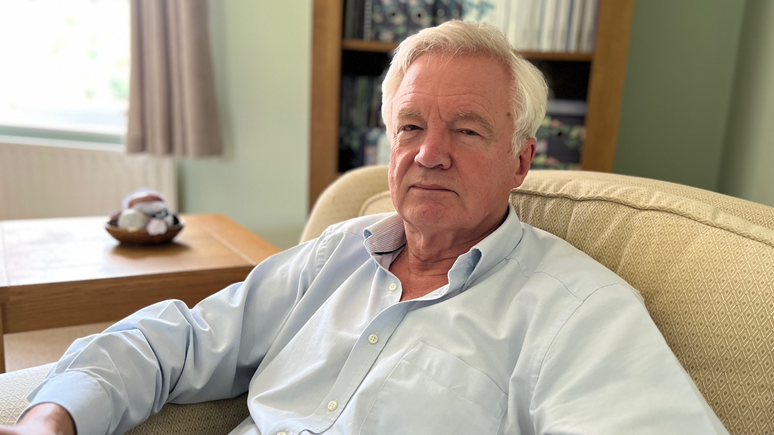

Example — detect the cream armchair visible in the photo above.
[2,167,773,435]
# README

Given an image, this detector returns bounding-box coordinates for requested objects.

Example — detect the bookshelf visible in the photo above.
[310,0,634,210]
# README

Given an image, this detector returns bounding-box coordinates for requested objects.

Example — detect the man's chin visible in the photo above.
[400,204,457,229]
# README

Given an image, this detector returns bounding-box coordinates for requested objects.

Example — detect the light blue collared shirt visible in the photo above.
[28,205,728,434]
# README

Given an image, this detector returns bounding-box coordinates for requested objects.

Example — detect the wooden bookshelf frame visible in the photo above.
[310,0,634,210]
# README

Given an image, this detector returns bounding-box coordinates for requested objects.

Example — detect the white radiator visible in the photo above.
[0,141,177,220]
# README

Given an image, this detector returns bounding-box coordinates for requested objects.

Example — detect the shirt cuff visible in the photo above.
[23,370,113,435]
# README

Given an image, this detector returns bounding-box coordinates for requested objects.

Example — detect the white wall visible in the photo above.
[719,0,774,207]
[177,0,311,249]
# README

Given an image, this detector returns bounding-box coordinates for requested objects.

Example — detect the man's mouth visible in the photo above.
[411,184,453,192]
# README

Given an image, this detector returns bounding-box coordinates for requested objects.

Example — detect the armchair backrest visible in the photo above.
[303,166,774,435]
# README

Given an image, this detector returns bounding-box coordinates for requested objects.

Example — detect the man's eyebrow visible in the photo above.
[396,108,423,119]
[452,110,496,137]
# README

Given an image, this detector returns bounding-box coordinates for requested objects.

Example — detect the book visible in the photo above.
[579,0,599,52]
[507,0,522,49]
[524,0,543,51]
[533,99,587,170]
[370,0,409,43]
[566,0,584,52]
[407,0,435,37]
[538,0,558,52]
[553,0,572,51]
[344,0,357,38]
[462,0,481,21]
[479,0,510,34]
[434,0,463,25]
[363,0,373,40]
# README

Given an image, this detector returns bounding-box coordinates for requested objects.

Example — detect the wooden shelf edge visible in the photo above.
[519,51,593,62]
[342,39,397,53]
[342,39,593,61]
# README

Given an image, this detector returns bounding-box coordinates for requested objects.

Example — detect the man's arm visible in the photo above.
[526,285,728,434]
[17,231,333,435]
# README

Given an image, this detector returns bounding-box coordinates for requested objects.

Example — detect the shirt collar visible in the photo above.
[362,204,524,292]
[363,213,407,255]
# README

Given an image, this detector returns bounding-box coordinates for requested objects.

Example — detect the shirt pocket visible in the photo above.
[359,341,506,435]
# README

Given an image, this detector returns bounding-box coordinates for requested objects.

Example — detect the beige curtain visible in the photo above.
[126,0,222,157]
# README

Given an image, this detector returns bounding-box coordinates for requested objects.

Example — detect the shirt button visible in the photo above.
[368,334,379,344]
[327,400,339,411]
[389,282,397,291]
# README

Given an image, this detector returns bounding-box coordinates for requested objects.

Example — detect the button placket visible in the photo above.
[306,302,412,434]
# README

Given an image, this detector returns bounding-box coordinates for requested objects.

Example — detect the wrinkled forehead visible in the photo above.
[392,54,513,118]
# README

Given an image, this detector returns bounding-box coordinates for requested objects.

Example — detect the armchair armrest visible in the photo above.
[0,364,250,434]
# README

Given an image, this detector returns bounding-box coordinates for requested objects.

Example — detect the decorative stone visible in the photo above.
[117,209,149,232]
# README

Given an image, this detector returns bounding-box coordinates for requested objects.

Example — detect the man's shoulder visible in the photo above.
[509,223,639,303]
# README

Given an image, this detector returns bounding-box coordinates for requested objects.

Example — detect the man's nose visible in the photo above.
[414,128,452,169]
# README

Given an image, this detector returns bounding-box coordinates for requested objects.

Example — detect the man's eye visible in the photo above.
[460,129,479,136]
[401,125,421,131]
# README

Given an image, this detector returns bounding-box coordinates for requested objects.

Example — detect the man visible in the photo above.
[5,21,727,435]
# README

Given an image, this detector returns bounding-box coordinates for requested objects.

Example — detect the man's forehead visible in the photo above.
[393,93,497,120]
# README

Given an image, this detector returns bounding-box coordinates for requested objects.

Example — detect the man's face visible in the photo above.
[388,53,534,239]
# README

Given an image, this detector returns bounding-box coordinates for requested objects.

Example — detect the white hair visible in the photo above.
[381,20,548,154]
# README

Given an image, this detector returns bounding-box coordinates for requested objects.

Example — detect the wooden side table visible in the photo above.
[0,214,281,373]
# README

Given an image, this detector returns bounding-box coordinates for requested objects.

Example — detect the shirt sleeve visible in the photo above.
[528,284,729,435]
[24,230,335,435]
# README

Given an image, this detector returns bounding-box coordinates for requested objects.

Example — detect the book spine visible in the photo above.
[344,0,355,38]
[462,0,481,21]
[526,0,542,51]
[554,0,571,52]
[566,0,584,52]
[371,0,408,43]
[434,0,452,25]
[579,0,598,52]
[407,0,435,37]
[363,0,374,40]
[539,0,557,52]
[448,0,464,20]
[507,0,522,49]
[480,0,509,34]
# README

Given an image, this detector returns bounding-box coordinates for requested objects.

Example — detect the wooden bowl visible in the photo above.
[106,214,184,246]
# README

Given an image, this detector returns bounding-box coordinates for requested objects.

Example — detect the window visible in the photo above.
[0,0,130,146]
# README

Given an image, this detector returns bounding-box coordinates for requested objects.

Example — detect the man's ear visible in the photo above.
[512,138,536,188]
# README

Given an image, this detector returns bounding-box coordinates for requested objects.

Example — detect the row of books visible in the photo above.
[343,0,599,53]
[340,75,384,130]
[507,0,599,52]
[338,74,587,171]
[338,104,587,172]
[533,99,586,170]
[339,75,390,171]
[339,126,391,172]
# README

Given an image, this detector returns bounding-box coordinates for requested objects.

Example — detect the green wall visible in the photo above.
[614,0,745,191]
[177,0,311,249]
[718,0,774,207]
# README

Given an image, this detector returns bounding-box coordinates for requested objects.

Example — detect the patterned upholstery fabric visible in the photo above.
[0,364,52,425]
